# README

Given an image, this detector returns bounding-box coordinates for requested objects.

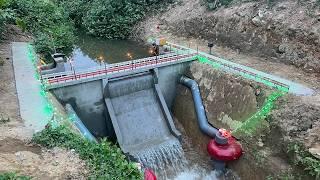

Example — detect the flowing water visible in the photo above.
[134,139,188,179]
[132,123,225,180]
[133,135,225,180]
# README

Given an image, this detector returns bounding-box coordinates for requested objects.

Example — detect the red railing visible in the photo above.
[44,53,197,85]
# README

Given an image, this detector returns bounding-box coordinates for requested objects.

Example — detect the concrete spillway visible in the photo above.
[104,71,184,171]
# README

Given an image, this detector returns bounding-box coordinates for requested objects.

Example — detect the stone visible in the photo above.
[252,16,266,27]
[309,144,320,159]
[278,44,288,53]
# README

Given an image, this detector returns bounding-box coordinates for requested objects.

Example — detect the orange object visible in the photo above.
[218,128,232,138]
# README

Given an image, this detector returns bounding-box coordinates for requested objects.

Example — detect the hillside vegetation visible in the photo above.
[0,0,175,57]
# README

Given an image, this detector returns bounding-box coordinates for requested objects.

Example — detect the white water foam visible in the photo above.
[134,138,188,179]
[170,165,219,180]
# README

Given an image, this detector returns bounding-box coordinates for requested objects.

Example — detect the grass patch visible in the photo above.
[32,125,142,179]
[0,172,31,180]
[287,143,320,179]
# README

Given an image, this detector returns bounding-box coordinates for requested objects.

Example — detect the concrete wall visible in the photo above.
[50,61,191,139]
[158,62,191,108]
[52,80,114,139]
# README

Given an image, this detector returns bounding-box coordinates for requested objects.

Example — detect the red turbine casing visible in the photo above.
[207,137,243,162]
[144,169,157,180]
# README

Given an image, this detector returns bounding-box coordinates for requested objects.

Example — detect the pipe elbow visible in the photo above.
[179,75,218,138]
[199,123,217,138]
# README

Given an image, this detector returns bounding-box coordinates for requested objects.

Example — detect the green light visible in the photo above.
[197,55,289,93]
[27,45,58,126]
[232,91,285,134]
[197,55,289,134]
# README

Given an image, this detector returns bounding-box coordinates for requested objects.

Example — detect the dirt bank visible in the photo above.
[133,0,320,90]
[172,61,320,179]
[161,0,320,73]
[134,2,320,177]
[0,25,88,179]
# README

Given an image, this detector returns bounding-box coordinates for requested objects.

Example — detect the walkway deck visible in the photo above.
[168,42,315,96]
[43,52,197,90]
[12,42,52,132]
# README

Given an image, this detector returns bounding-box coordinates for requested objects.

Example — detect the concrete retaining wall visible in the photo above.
[50,61,191,139]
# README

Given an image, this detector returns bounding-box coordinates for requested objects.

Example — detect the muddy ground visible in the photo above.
[0,25,88,179]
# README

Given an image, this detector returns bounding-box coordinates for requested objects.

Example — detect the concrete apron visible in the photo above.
[12,42,52,132]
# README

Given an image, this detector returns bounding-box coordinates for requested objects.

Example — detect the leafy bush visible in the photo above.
[8,0,75,55]
[33,24,75,55]
[54,0,175,39]
[52,0,91,27]
[82,0,146,39]
[0,0,15,38]
[0,172,31,180]
[32,125,142,179]
[287,143,320,179]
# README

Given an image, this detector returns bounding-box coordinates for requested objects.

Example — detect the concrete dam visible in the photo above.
[48,52,195,171]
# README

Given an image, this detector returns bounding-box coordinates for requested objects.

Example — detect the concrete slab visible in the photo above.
[12,42,52,132]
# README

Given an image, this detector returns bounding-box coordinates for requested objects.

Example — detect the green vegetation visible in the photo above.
[1,0,175,60]
[287,143,320,179]
[0,172,31,180]
[32,125,142,179]
[56,0,175,39]
[0,0,15,37]
[9,0,75,55]
[82,0,146,39]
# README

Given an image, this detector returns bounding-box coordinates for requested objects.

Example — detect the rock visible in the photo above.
[53,161,59,166]
[276,4,287,11]
[252,16,261,27]
[251,16,266,27]
[15,151,25,163]
[300,120,312,131]
[278,44,288,53]
[258,138,264,147]
[309,145,320,159]
[303,58,320,73]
